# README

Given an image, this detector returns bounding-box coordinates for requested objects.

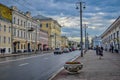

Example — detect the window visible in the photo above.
[13,17,16,24]
[46,23,48,28]
[9,27,11,33]
[40,24,42,27]
[8,37,10,44]
[17,30,19,37]
[114,33,115,39]
[8,48,10,52]
[18,19,19,25]
[28,23,30,27]
[117,31,119,38]
[21,31,22,38]
[14,28,16,36]
[24,32,25,38]
[4,36,6,43]
[24,22,26,27]
[21,20,23,26]
[4,25,6,32]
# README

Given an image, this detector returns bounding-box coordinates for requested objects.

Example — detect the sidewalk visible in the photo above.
[51,50,120,80]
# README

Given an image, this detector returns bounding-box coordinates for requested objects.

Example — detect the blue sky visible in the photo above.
[0,0,120,41]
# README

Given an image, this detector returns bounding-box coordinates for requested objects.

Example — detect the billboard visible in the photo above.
[0,3,12,22]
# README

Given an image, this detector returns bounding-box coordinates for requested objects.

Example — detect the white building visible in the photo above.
[92,36,102,49]
[101,16,120,53]
[11,6,40,53]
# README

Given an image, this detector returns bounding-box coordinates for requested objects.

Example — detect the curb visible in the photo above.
[49,55,81,80]
[0,51,53,58]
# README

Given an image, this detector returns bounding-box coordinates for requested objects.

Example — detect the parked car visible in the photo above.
[69,48,72,52]
[63,48,69,53]
[54,48,63,54]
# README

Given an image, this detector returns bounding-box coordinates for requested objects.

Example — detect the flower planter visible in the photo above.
[64,62,83,73]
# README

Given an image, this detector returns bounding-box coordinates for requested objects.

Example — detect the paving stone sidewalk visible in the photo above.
[51,50,120,80]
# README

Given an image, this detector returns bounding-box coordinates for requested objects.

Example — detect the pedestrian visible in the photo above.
[95,45,99,55]
[98,47,103,59]
[111,45,114,53]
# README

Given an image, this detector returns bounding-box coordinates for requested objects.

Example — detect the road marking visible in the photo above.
[44,58,49,60]
[18,63,29,66]
[0,53,52,64]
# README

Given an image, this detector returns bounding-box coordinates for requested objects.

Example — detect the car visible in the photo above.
[54,48,63,54]
[63,48,69,53]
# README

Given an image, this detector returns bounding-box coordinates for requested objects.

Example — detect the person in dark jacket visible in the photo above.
[96,45,99,55]
[98,47,103,59]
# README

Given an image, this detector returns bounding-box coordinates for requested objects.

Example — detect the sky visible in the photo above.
[0,0,120,42]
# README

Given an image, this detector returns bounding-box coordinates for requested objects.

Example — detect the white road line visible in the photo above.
[18,63,29,66]
[0,53,52,64]
[44,58,49,60]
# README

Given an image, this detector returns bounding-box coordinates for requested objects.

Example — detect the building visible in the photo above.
[61,36,68,48]
[101,16,120,53]
[11,6,41,53]
[34,15,62,49]
[68,40,78,49]
[0,3,50,54]
[91,36,102,49]
[39,30,48,51]
[0,3,12,54]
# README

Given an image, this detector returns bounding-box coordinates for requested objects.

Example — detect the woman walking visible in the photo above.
[98,47,103,59]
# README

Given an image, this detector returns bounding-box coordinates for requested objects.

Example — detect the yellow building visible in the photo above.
[0,3,12,54]
[34,16,62,49]
[61,36,69,48]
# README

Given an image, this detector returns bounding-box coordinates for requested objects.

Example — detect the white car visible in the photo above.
[63,48,69,53]
[54,48,63,54]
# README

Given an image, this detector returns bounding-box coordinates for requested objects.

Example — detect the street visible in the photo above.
[0,50,80,80]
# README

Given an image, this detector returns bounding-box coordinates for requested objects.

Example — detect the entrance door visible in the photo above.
[28,43,30,52]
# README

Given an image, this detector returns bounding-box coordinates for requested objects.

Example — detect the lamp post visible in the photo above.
[84,24,88,50]
[76,2,85,57]
[86,33,89,49]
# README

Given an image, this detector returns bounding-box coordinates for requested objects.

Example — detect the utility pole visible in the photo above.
[86,33,89,49]
[84,24,87,50]
[76,2,85,57]
[85,24,86,49]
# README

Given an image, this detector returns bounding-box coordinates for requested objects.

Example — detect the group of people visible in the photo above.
[95,46,104,59]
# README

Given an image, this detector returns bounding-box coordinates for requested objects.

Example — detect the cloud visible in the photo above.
[0,0,119,42]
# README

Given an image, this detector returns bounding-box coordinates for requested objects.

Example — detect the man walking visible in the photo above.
[96,45,99,55]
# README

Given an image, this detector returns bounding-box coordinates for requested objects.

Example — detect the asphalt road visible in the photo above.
[0,50,80,80]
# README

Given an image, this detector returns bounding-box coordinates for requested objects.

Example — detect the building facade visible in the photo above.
[61,36,68,48]
[0,19,12,54]
[11,6,41,53]
[34,15,61,49]
[0,3,12,54]
[101,16,120,53]
[91,36,102,49]
[11,6,49,53]
[0,4,49,53]
[39,30,48,51]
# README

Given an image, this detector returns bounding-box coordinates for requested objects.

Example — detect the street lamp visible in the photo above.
[76,2,86,57]
[84,24,88,50]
